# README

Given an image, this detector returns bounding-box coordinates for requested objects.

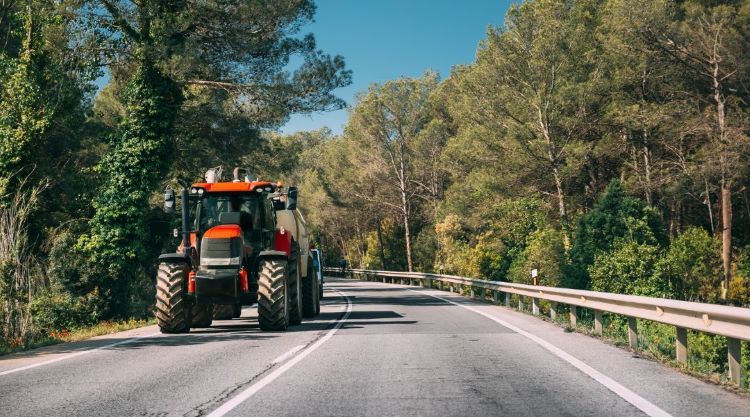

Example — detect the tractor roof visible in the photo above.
[191,181,279,193]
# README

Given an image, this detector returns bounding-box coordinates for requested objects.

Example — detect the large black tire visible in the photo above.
[288,244,303,325]
[155,262,191,334]
[302,256,320,317]
[212,304,234,320]
[191,304,213,328]
[232,303,242,318]
[257,259,290,331]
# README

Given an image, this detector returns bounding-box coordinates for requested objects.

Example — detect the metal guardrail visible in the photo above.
[325,267,749,386]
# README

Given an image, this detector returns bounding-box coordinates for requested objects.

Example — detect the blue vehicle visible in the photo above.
[311,249,324,299]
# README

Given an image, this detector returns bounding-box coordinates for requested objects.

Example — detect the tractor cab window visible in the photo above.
[198,194,261,234]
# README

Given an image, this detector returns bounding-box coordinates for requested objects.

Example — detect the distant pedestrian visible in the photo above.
[339,258,347,274]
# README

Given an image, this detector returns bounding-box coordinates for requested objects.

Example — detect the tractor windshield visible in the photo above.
[197,193,262,232]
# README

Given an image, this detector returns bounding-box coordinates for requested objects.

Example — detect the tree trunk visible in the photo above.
[401,190,413,272]
[721,183,732,299]
[552,166,570,249]
[376,215,386,270]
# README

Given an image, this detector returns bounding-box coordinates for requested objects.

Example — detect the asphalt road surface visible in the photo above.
[1,278,749,417]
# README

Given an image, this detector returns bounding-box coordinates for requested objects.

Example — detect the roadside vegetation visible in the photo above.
[0,0,748,385]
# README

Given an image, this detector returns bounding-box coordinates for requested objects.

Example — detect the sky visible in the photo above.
[280,0,512,135]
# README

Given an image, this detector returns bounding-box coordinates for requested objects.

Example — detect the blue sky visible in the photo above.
[281,0,512,134]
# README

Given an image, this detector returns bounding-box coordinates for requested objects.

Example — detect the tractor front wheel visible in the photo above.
[155,262,191,334]
[257,259,290,331]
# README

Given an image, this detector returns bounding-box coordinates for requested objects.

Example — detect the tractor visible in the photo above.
[155,167,320,333]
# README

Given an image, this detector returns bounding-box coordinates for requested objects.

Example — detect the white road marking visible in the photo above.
[0,332,159,377]
[271,345,305,364]
[410,288,673,417]
[206,291,352,417]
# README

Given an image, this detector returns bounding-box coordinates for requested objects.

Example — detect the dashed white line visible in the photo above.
[0,332,159,377]
[409,288,673,417]
[206,291,353,417]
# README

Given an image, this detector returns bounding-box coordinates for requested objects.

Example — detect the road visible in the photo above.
[1,278,748,417]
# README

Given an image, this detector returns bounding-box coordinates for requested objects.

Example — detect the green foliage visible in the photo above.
[77,61,182,317]
[30,292,101,334]
[568,180,666,288]
[507,227,566,287]
[589,240,669,297]
[658,227,723,302]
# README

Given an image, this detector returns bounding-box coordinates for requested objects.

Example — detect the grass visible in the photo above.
[0,318,154,356]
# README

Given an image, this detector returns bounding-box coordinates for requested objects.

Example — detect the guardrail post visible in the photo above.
[505,292,511,307]
[470,286,476,298]
[518,297,524,311]
[594,310,603,335]
[627,317,638,350]
[493,290,500,304]
[727,337,741,386]
[424,277,431,289]
[676,327,688,363]
[569,306,577,327]
[549,302,557,320]
[532,298,539,315]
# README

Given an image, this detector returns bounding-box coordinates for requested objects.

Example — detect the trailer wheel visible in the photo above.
[192,304,213,328]
[302,256,320,317]
[257,259,289,331]
[288,243,303,325]
[212,304,234,320]
[155,262,191,334]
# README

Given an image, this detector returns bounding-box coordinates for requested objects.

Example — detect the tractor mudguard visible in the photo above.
[158,253,192,268]
[257,250,289,260]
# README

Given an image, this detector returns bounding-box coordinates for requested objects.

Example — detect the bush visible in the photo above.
[567,180,666,288]
[507,226,565,286]
[31,291,101,334]
[658,227,723,302]
[589,240,669,297]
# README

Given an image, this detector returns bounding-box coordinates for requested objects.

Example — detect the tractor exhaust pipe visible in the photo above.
[177,179,191,254]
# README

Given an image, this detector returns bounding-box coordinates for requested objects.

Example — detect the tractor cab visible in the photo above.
[187,176,281,306]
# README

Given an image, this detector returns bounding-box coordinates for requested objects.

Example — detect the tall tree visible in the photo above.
[637,0,750,298]
[443,0,606,245]
[78,0,351,315]
[345,73,440,272]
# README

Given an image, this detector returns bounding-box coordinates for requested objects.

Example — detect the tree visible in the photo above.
[345,73,440,271]
[636,0,750,298]
[77,0,351,315]
[443,0,606,245]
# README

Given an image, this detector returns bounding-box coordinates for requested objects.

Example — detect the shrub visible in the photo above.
[589,240,669,297]
[507,226,565,286]
[31,291,101,334]
[658,226,722,302]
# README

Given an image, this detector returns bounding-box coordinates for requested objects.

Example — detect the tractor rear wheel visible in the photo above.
[302,256,320,317]
[191,304,213,328]
[257,259,289,331]
[288,244,303,325]
[212,304,234,320]
[155,262,191,334]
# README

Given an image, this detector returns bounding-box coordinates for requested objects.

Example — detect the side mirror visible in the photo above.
[164,188,176,214]
[286,187,298,210]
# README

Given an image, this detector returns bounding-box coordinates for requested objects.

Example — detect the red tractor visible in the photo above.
[156,167,320,333]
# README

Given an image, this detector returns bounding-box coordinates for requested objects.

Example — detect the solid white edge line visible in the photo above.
[272,345,305,364]
[408,288,673,417]
[206,290,353,417]
[0,332,159,377]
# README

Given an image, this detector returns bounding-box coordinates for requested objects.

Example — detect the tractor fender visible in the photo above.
[257,250,289,260]
[158,253,192,268]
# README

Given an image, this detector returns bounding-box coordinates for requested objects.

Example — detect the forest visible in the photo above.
[1,0,749,376]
